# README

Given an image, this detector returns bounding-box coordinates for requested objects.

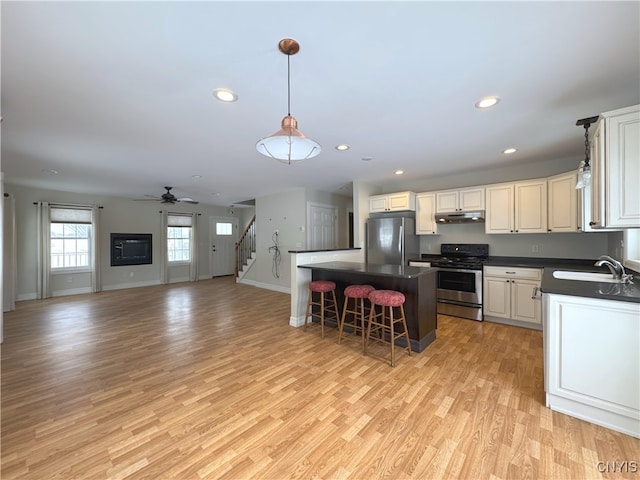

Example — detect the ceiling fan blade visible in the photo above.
[177,199,199,204]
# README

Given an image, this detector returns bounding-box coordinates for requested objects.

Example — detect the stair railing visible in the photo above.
[235,215,256,277]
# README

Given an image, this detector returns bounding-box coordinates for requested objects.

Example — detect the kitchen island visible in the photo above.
[298,262,438,352]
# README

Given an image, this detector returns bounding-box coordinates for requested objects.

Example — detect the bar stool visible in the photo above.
[303,280,339,339]
[338,284,375,348]
[364,290,412,367]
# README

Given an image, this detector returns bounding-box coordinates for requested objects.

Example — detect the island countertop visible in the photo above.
[298,261,437,279]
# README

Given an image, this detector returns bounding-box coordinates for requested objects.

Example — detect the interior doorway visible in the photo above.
[209,216,238,277]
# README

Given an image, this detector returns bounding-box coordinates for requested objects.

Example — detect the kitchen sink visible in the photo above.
[552,270,621,283]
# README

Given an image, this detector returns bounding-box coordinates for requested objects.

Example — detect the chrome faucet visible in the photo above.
[594,255,633,283]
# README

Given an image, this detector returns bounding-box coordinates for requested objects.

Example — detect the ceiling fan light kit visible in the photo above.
[256,38,321,165]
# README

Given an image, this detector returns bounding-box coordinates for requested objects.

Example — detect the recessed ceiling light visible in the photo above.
[362,157,373,161]
[213,88,238,102]
[335,144,350,151]
[502,147,517,154]
[394,170,404,175]
[475,96,500,109]
[192,174,203,179]
[41,169,59,175]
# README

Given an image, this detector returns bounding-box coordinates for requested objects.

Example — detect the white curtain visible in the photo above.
[3,193,17,312]
[36,202,52,299]
[160,210,168,285]
[190,213,199,282]
[90,206,102,293]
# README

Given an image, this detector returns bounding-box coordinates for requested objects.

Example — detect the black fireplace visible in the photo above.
[110,233,152,266]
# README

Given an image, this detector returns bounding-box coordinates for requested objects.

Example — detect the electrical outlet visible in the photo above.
[532,244,540,253]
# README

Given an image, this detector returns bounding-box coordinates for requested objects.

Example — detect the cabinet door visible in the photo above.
[515,179,547,233]
[435,191,458,213]
[548,172,578,232]
[589,120,606,228]
[511,279,540,324]
[416,193,438,235]
[546,294,640,429]
[369,195,388,213]
[485,185,513,234]
[483,277,510,318]
[388,192,410,211]
[606,108,640,227]
[459,187,485,211]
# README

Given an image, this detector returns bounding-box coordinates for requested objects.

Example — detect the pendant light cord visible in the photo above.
[287,54,291,116]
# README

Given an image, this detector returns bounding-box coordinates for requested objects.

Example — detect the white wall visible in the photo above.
[7,183,239,300]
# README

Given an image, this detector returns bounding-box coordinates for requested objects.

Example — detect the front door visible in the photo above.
[209,216,238,277]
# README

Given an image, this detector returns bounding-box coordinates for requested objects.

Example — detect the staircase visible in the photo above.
[235,215,256,281]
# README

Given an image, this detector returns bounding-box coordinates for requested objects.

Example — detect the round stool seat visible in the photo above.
[309,280,336,293]
[344,284,375,298]
[369,290,405,307]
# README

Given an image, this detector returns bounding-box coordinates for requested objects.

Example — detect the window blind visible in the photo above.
[50,207,92,224]
[168,214,193,227]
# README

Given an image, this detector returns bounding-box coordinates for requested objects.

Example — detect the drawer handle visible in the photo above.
[506,271,516,274]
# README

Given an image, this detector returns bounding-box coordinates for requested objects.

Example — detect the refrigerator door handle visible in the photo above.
[399,224,404,263]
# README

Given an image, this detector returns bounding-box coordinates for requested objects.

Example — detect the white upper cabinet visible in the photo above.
[435,187,484,213]
[369,191,416,213]
[547,171,578,232]
[416,193,438,235]
[485,184,514,234]
[486,180,547,234]
[515,179,547,233]
[590,105,640,228]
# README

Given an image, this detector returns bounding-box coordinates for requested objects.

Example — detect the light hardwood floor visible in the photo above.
[2,277,638,479]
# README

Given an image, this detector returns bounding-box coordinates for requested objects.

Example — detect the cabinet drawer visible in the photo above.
[484,266,542,280]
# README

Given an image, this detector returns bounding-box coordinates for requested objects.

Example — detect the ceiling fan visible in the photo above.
[137,186,199,205]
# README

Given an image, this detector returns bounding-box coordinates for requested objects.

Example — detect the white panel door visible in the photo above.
[308,204,337,250]
[209,216,238,277]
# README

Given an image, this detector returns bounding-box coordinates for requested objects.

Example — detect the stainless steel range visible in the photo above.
[430,244,488,321]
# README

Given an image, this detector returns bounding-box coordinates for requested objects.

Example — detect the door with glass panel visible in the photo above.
[209,217,238,277]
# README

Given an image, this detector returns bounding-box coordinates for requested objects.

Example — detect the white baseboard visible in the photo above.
[102,279,161,291]
[289,315,307,327]
[52,287,92,297]
[17,293,37,301]
[237,278,290,295]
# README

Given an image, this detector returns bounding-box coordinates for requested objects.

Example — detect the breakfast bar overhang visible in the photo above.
[298,261,438,352]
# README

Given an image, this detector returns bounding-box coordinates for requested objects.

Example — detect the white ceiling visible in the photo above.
[2,1,639,207]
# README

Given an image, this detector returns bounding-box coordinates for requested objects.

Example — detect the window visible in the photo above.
[167,214,193,263]
[50,207,92,270]
[216,222,233,235]
[624,229,640,273]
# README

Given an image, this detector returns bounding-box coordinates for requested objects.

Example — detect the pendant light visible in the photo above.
[575,115,598,189]
[256,38,321,164]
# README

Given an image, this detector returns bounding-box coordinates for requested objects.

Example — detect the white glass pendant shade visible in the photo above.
[256,115,321,164]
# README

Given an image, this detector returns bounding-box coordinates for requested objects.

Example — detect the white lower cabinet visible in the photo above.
[544,293,640,438]
[483,266,542,328]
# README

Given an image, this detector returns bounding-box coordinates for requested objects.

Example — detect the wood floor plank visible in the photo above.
[2,276,639,479]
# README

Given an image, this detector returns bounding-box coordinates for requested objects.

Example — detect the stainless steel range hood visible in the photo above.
[435,211,485,224]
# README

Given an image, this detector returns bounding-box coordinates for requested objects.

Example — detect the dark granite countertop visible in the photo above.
[298,261,437,279]
[289,248,361,254]
[483,256,596,268]
[411,254,640,303]
[540,266,640,303]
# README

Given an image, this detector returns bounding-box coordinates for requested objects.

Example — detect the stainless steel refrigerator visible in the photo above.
[366,215,419,265]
